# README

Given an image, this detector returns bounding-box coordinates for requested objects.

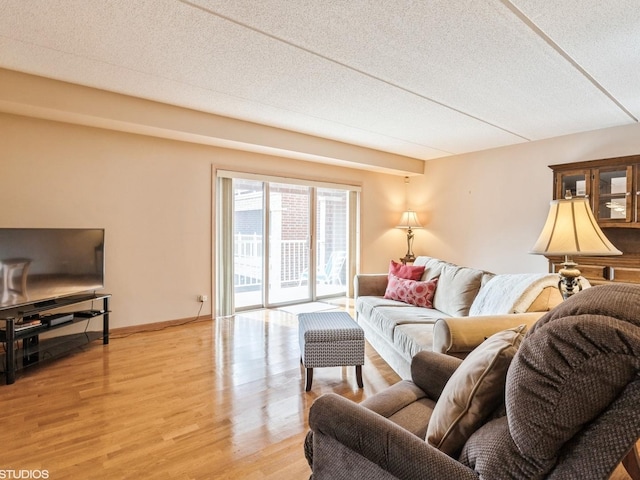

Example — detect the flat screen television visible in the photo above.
[0,228,105,310]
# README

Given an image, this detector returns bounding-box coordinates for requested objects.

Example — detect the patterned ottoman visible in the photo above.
[298,311,365,391]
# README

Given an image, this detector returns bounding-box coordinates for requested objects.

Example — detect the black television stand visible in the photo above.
[0,293,111,384]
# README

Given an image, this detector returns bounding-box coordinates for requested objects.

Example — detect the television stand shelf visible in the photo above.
[0,293,110,385]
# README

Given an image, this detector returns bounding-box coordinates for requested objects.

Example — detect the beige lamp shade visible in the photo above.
[530,198,621,256]
[396,210,423,229]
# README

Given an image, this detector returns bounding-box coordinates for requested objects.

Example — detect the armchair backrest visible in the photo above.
[461,284,640,479]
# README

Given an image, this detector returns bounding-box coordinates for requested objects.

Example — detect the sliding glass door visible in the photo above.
[233,178,265,309]
[267,183,311,304]
[314,188,348,297]
[218,172,357,314]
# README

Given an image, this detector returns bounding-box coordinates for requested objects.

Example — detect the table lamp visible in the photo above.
[397,210,423,264]
[530,194,621,299]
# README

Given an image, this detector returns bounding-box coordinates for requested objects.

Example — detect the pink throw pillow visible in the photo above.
[389,259,425,280]
[384,274,439,308]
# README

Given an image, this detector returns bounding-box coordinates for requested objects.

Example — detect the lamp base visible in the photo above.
[558,261,583,300]
[400,255,416,265]
[401,228,416,265]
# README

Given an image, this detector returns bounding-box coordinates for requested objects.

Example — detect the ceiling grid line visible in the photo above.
[501,0,638,123]
[178,0,531,142]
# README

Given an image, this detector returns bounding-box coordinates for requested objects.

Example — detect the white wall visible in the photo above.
[1,112,408,328]
[1,114,209,327]
[409,123,640,274]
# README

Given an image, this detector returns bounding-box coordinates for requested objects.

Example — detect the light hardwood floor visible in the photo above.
[0,301,400,479]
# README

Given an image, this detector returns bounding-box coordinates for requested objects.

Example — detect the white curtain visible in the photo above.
[215,177,234,317]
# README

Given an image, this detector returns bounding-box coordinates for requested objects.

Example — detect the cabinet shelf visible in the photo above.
[0,292,110,384]
[598,193,629,199]
[0,310,109,343]
[9,331,105,372]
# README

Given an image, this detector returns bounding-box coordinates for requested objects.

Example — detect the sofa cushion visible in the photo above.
[368,305,444,341]
[414,256,451,281]
[389,259,425,280]
[360,380,437,438]
[426,325,526,456]
[433,264,485,317]
[393,324,437,361]
[356,295,408,319]
[384,274,439,308]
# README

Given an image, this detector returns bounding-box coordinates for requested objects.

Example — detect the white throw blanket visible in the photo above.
[469,273,560,316]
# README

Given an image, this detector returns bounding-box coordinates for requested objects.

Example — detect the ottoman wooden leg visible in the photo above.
[356,365,363,388]
[305,367,313,391]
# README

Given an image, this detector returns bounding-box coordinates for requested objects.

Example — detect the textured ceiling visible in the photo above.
[0,0,638,161]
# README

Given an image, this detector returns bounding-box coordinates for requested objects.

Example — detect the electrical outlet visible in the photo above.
[198,295,208,302]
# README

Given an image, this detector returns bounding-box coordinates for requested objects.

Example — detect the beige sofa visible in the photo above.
[354,256,562,378]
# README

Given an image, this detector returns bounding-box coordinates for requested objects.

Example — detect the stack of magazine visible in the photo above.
[14,318,42,331]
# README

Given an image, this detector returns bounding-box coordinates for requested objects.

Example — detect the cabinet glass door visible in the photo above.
[555,169,591,201]
[595,166,633,223]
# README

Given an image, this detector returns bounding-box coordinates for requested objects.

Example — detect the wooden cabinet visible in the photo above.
[549,154,640,285]
[553,156,640,226]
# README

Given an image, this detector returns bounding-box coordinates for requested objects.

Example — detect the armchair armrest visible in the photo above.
[354,273,389,298]
[433,312,545,356]
[309,393,477,480]
[410,351,463,401]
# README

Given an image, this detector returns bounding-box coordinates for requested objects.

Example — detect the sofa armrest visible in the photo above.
[433,312,545,356]
[309,393,477,480]
[354,273,389,298]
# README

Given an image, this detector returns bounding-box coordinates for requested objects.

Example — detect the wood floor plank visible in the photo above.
[0,302,400,479]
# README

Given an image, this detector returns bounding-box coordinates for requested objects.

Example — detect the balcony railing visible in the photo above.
[234,234,309,288]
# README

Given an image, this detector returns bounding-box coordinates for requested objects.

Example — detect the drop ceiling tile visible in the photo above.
[511,0,640,120]
[193,0,635,137]
[0,0,522,158]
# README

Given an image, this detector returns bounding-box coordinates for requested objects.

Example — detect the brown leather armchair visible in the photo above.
[305,284,640,479]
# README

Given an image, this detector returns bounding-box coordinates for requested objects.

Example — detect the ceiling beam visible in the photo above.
[0,68,425,175]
